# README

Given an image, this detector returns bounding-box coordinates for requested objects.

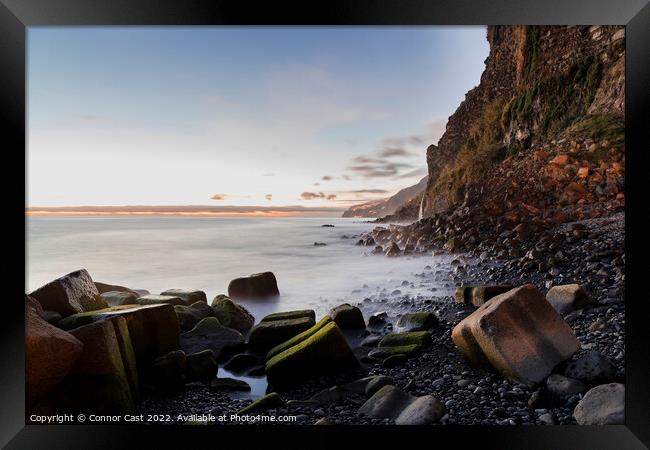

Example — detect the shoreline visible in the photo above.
[137,211,624,425]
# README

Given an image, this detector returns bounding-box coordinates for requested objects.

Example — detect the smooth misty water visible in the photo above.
[27,216,455,320]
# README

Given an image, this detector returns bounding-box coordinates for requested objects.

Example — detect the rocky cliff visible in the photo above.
[413,25,624,219]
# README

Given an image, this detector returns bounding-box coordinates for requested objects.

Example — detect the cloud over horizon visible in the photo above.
[300,191,337,201]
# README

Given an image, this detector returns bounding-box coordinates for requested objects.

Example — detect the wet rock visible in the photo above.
[161,289,207,304]
[358,385,445,425]
[180,317,244,359]
[395,394,446,425]
[546,284,593,315]
[360,334,382,347]
[135,294,186,306]
[546,374,587,401]
[368,344,423,360]
[395,312,439,332]
[329,304,365,329]
[565,351,616,384]
[385,242,401,257]
[452,284,580,383]
[266,316,332,360]
[573,383,624,425]
[29,269,108,317]
[260,309,315,323]
[185,349,218,382]
[228,272,279,300]
[365,376,394,397]
[211,295,255,334]
[174,303,215,332]
[95,282,140,297]
[382,354,408,368]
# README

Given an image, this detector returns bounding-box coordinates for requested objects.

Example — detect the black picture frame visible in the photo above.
[3,0,649,448]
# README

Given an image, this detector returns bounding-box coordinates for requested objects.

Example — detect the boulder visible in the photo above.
[455,285,514,307]
[308,376,378,406]
[150,350,187,389]
[546,374,587,401]
[57,304,180,362]
[266,316,332,360]
[161,289,207,304]
[237,392,285,415]
[395,395,446,425]
[564,351,616,384]
[361,334,382,347]
[378,331,431,348]
[180,317,244,360]
[248,316,315,351]
[41,310,62,325]
[67,319,135,413]
[329,304,365,329]
[395,312,439,332]
[451,284,580,384]
[134,294,185,306]
[210,378,251,392]
[228,272,279,300]
[211,295,255,334]
[185,349,218,382]
[546,284,593,315]
[260,309,315,323]
[29,269,108,317]
[108,316,139,400]
[365,376,394,397]
[101,291,139,307]
[382,354,408,368]
[385,242,401,257]
[368,344,422,360]
[95,281,140,297]
[573,383,624,425]
[174,303,214,332]
[25,302,84,406]
[358,385,413,420]
[265,322,359,388]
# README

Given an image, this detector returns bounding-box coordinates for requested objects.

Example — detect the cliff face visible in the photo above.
[342,176,427,218]
[420,25,625,216]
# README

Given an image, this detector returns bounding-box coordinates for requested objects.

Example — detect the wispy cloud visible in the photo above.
[210,193,227,200]
[265,194,272,201]
[321,175,333,181]
[300,191,337,201]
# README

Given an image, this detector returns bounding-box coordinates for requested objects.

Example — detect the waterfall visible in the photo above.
[418,194,425,221]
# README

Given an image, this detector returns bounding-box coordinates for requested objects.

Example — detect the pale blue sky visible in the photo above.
[28,27,489,208]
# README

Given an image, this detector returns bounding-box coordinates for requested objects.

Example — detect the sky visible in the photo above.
[27,27,489,212]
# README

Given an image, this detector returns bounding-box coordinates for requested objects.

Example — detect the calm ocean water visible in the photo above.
[26,216,451,321]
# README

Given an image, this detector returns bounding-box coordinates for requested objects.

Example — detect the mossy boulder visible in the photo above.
[228,272,279,300]
[394,312,439,332]
[210,378,251,392]
[237,392,284,415]
[211,295,255,334]
[329,304,365,329]
[135,294,186,306]
[266,316,332,360]
[180,317,244,359]
[378,331,432,348]
[260,309,315,323]
[174,302,215,332]
[265,322,359,388]
[101,291,139,307]
[95,281,140,297]
[185,349,218,382]
[161,289,207,304]
[29,269,108,317]
[107,316,139,400]
[66,319,135,413]
[57,304,180,362]
[368,344,423,360]
[248,316,315,351]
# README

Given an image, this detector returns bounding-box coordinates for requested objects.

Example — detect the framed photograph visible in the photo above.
[3,0,649,447]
